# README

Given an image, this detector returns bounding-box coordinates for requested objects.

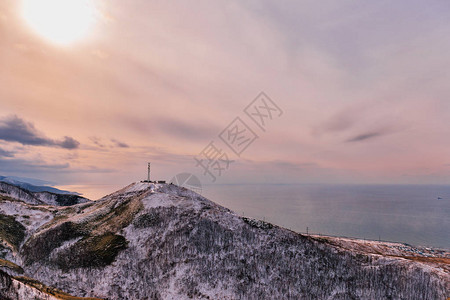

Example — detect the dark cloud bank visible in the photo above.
[0,115,80,149]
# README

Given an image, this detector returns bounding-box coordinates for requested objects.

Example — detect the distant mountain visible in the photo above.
[0,175,80,195]
[0,182,448,299]
[0,181,90,206]
[0,175,54,186]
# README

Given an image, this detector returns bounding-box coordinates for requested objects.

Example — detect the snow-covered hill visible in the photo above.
[0,182,448,299]
[0,181,90,206]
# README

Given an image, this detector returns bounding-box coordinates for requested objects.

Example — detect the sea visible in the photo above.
[202,184,450,249]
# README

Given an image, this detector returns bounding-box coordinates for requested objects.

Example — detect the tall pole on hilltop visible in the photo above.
[147,162,151,182]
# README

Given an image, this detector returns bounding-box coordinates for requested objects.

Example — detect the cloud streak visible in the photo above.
[346,132,383,143]
[0,157,70,173]
[0,147,14,157]
[111,139,129,148]
[0,115,80,149]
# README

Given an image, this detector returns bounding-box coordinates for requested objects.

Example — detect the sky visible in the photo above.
[1,0,450,199]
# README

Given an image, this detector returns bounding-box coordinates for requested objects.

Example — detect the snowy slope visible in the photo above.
[0,181,90,206]
[0,182,448,299]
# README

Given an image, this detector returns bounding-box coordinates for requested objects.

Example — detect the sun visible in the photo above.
[21,0,97,46]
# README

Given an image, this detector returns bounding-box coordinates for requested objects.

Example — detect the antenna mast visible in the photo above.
[147,162,151,182]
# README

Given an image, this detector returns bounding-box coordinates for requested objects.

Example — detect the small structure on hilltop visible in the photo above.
[142,162,151,183]
[141,162,166,183]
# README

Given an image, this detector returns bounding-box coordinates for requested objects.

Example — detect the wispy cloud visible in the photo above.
[111,139,129,148]
[0,115,80,149]
[0,157,69,173]
[0,147,14,157]
[122,115,219,142]
[156,117,219,141]
[58,137,80,150]
[89,136,105,148]
[346,131,383,143]
[89,137,129,149]
[0,156,119,175]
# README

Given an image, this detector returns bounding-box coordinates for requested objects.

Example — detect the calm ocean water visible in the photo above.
[202,184,450,249]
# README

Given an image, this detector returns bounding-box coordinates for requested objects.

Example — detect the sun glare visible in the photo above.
[21,0,97,46]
